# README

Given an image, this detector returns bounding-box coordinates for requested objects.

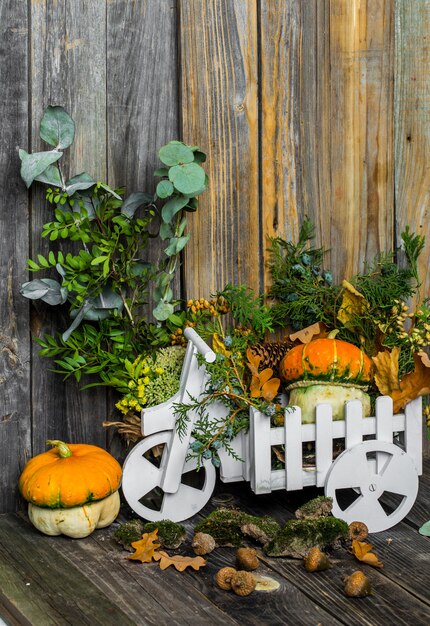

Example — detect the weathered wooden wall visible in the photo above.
[1,0,429,511]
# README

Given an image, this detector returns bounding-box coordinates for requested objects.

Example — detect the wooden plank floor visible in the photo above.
[1,460,429,626]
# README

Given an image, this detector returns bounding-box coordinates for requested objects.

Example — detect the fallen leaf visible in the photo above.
[418,520,430,536]
[289,322,326,344]
[372,347,401,396]
[128,529,161,563]
[337,280,369,328]
[153,551,207,571]
[351,540,383,568]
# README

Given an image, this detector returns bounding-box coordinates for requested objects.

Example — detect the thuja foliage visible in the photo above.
[19,106,207,387]
[267,219,427,375]
[174,297,283,469]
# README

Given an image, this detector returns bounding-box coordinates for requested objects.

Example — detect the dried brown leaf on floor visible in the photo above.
[153,551,207,571]
[351,540,383,569]
[127,529,161,563]
[289,322,327,344]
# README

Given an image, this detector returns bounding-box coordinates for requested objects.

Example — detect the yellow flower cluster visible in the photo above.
[115,355,164,415]
[394,301,430,350]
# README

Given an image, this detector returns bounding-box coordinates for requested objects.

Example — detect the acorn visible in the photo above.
[236,547,259,571]
[344,571,372,598]
[215,567,237,591]
[303,547,332,573]
[231,571,256,597]
[192,532,216,556]
[349,521,369,542]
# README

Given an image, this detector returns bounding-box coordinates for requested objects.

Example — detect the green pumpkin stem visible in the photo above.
[46,440,73,458]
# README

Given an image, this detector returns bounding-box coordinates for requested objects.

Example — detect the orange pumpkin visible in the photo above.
[280,337,373,388]
[19,440,122,509]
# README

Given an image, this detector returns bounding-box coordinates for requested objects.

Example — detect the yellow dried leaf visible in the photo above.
[261,377,280,402]
[246,348,262,375]
[337,280,369,328]
[250,375,262,398]
[153,551,207,571]
[259,368,274,386]
[289,322,326,344]
[372,347,401,396]
[351,540,383,569]
[391,352,430,413]
[128,529,161,563]
[212,333,232,358]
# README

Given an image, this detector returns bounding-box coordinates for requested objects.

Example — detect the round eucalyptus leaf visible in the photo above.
[40,106,75,149]
[19,149,63,188]
[34,164,62,187]
[65,172,95,195]
[168,163,206,195]
[156,179,174,199]
[159,143,194,167]
[161,195,189,223]
[153,300,174,321]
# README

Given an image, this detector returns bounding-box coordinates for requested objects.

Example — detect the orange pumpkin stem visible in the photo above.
[46,440,73,458]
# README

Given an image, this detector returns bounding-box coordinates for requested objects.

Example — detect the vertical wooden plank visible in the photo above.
[30,1,108,452]
[106,0,182,334]
[327,0,394,279]
[395,0,430,304]
[0,1,30,512]
[261,1,394,288]
[259,1,331,275]
[180,0,260,296]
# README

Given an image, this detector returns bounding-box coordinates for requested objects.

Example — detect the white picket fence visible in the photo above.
[247,396,423,495]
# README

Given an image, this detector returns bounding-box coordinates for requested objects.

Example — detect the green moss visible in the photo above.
[143,520,186,548]
[145,346,185,406]
[113,519,145,551]
[264,517,349,558]
[194,508,281,547]
[295,496,333,520]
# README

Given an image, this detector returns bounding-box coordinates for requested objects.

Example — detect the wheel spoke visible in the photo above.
[378,454,416,497]
[343,493,383,523]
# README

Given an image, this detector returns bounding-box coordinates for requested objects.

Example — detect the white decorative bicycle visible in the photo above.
[122,328,422,533]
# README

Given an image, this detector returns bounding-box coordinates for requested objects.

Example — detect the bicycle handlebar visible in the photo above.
[184,327,216,363]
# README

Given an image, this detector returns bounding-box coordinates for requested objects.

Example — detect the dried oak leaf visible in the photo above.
[127,529,161,563]
[289,322,327,344]
[247,349,280,401]
[351,540,383,569]
[372,346,401,396]
[153,551,207,572]
[337,280,369,328]
[374,349,430,413]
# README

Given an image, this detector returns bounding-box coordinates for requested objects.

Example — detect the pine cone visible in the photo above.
[250,341,291,374]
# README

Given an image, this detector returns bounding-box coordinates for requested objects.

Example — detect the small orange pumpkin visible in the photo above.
[19,440,122,508]
[280,337,373,388]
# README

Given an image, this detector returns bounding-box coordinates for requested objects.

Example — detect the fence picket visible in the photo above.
[250,409,272,494]
[285,407,303,491]
[345,400,363,450]
[315,404,333,488]
[404,397,423,475]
